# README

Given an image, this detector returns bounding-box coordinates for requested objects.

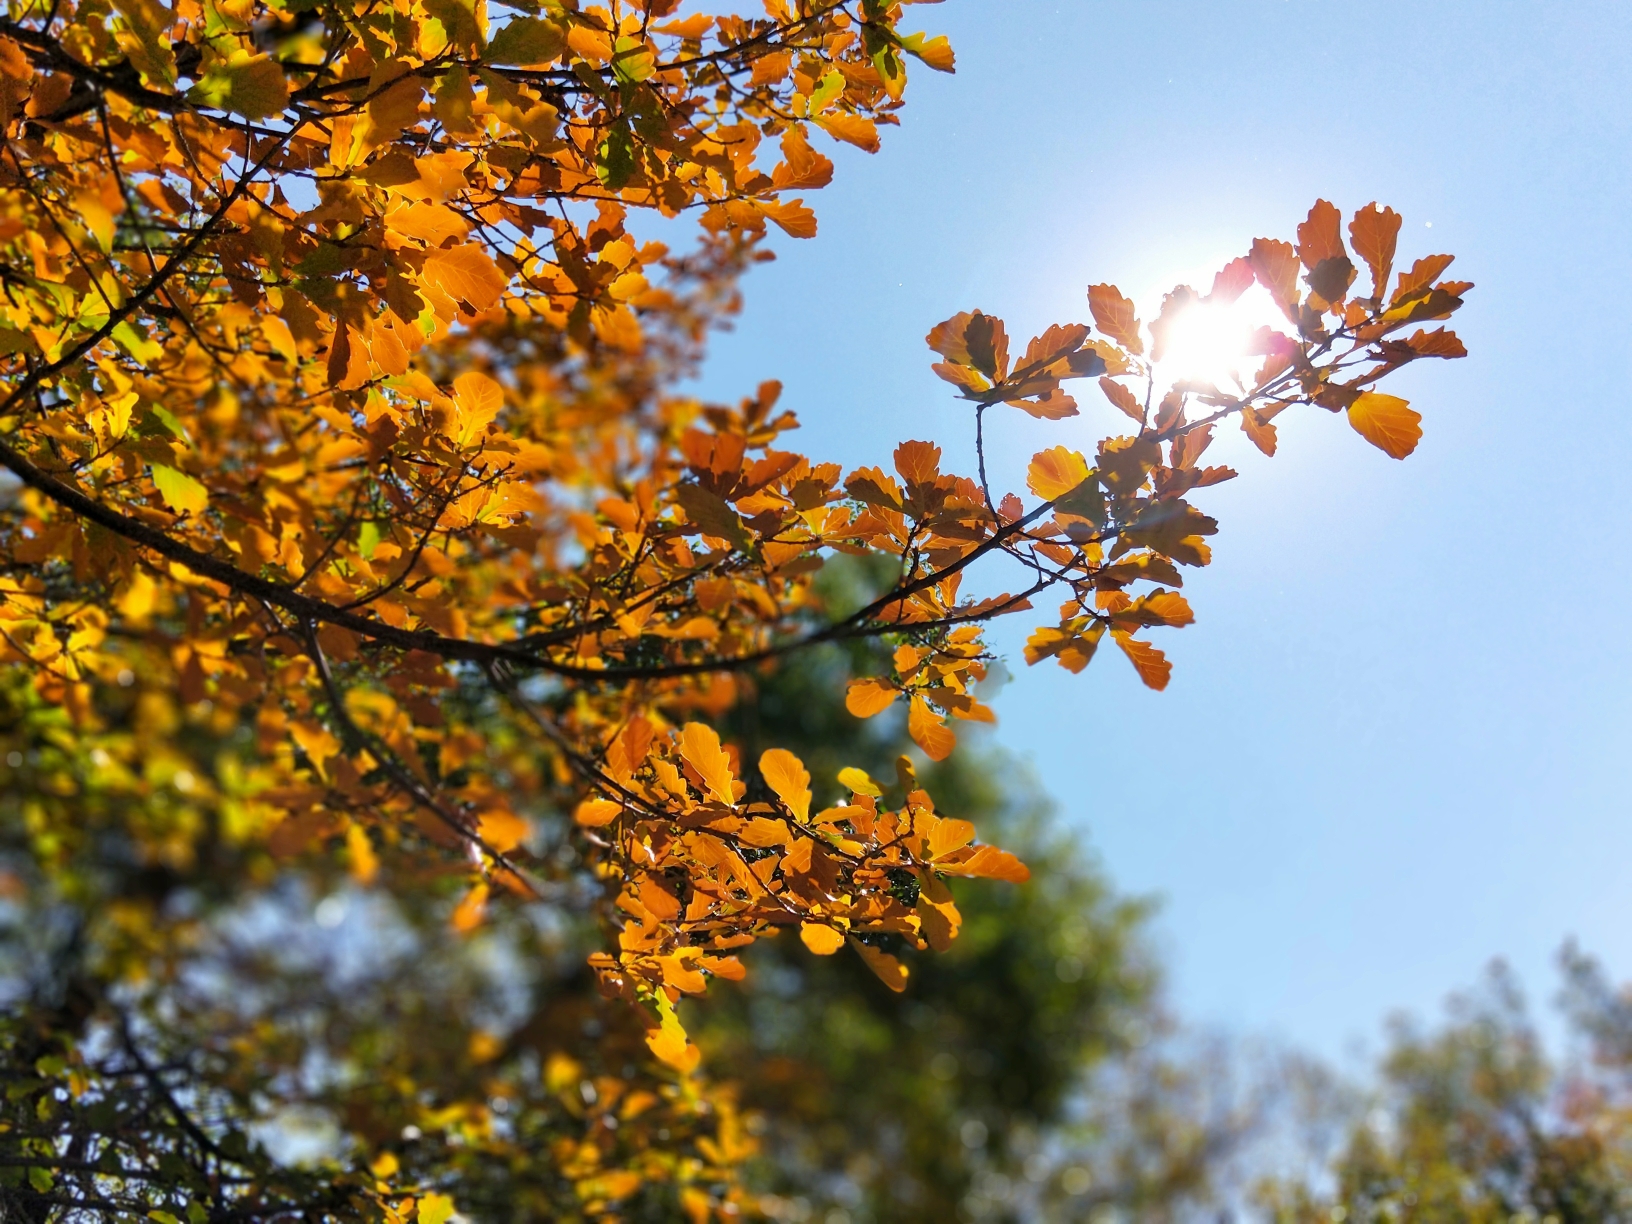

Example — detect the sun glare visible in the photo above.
[1150,283,1286,392]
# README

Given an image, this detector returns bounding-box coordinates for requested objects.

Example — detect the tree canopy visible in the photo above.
[0,0,1471,1218]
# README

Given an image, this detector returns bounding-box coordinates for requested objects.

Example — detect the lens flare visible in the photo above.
[1151,285,1285,391]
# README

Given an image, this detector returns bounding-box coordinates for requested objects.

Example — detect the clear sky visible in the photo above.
[691,1,1632,1058]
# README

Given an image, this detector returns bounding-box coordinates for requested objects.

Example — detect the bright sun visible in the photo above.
[1150,283,1286,392]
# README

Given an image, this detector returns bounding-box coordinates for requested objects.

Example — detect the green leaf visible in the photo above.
[149,406,190,441]
[808,70,844,113]
[28,1165,54,1192]
[112,320,163,365]
[358,520,381,560]
[186,54,289,120]
[596,123,635,190]
[484,16,563,66]
[611,35,655,85]
[152,465,208,516]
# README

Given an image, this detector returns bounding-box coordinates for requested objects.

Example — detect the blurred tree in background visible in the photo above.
[1255,946,1632,1224]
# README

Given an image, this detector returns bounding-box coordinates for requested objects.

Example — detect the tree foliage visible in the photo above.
[1257,948,1632,1224]
[0,0,1470,1216]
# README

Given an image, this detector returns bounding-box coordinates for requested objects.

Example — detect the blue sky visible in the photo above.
[693,1,1632,1057]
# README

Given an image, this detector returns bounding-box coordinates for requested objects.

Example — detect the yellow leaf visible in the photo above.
[1026,445,1091,501]
[451,370,504,445]
[417,1194,456,1224]
[346,823,379,885]
[1347,391,1421,459]
[837,766,882,798]
[758,748,811,821]
[645,997,700,1072]
[116,570,158,621]
[800,923,845,955]
[679,722,736,806]
[845,677,897,718]
[151,465,207,515]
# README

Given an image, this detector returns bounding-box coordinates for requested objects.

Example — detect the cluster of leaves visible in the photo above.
[0,0,1472,1213]
[1255,947,1632,1223]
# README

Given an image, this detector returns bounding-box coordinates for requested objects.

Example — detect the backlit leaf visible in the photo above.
[1347,392,1422,459]
[151,466,207,515]
[759,748,811,822]
[680,723,737,806]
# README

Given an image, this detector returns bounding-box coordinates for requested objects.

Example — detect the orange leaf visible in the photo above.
[1350,202,1402,301]
[815,112,880,152]
[1026,446,1090,501]
[908,697,955,762]
[893,439,941,485]
[758,748,811,822]
[1087,284,1143,355]
[1296,198,1346,272]
[942,844,1030,883]
[451,370,503,445]
[423,243,507,310]
[1113,632,1171,690]
[926,816,976,860]
[759,197,817,239]
[800,923,845,955]
[679,722,737,805]
[1240,407,1277,457]
[850,940,909,992]
[451,881,489,933]
[1347,392,1421,459]
[1249,237,1300,316]
[845,678,897,718]
[575,797,621,826]
[1098,377,1145,424]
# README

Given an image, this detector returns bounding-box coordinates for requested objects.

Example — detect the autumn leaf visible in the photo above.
[908,697,955,762]
[1113,633,1171,691]
[188,54,288,120]
[850,939,909,992]
[574,797,620,827]
[893,439,941,485]
[1351,202,1403,301]
[1087,284,1143,355]
[451,881,489,933]
[837,766,883,798]
[451,370,504,445]
[816,113,880,152]
[800,923,845,955]
[1026,446,1091,501]
[423,244,508,310]
[759,748,811,821]
[151,466,207,515]
[1347,392,1422,459]
[1241,407,1278,456]
[680,723,737,805]
[845,678,898,718]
